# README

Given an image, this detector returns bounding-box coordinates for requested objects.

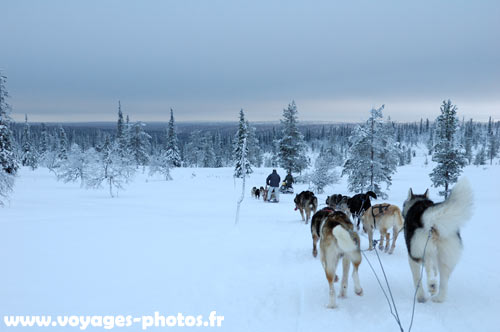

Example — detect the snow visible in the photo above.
[1,151,499,331]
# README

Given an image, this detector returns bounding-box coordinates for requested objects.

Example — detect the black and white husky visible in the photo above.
[402,178,473,303]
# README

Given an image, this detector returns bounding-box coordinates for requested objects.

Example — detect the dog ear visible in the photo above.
[424,189,429,198]
[407,188,413,199]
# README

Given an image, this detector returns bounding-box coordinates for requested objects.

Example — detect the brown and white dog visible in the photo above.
[310,207,335,257]
[294,191,318,223]
[261,187,268,202]
[361,203,404,254]
[320,211,363,308]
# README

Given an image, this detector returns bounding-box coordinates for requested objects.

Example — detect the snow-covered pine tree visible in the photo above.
[487,116,498,165]
[165,108,181,167]
[0,72,17,205]
[464,118,473,165]
[246,121,263,167]
[57,126,68,162]
[213,131,224,168]
[235,136,248,224]
[278,101,308,173]
[116,101,127,151]
[426,126,434,155]
[474,147,486,166]
[184,130,203,167]
[429,100,467,198]
[39,123,50,158]
[310,155,339,194]
[342,105,398,199]
[21,114,38,169]
[201,133,216,167]
[233,109,252,178]
[128,121,151,167]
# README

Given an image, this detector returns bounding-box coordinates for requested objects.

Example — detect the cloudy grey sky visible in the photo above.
[1,0,499,123]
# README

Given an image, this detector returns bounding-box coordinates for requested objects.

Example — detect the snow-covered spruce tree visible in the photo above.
[233,109,252,178]
[487,116,499,165]
[184,130,203,167]
[213,131,224,168]
[429,100,467,198]
[310,155,339,194]
[0,72,17,205]
[474,147,486,166]
[38,123,50,162]
[21,115,38,169]
[426,127,434,155]
[464,119,473,165]
[246,121,263,167]
[342,105,398,199]
[278,101,308,173]
[128,121,151,167]
[85,136,135,197]
[165,108,181,167]
[116,101,128,151]
[201,133,216,167]
[317,142,343,167]
[235,136,248,224]
[56,126,68,162]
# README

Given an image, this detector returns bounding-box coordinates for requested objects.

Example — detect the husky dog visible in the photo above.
[262,187,269,202]
[326,194,343,208]
[326,194,350,211]
[310,207,335,257]
[255,188,261,199]
[320,211,363,308]
[402,179,473,303]
[347,191,377,229]
[294,191,318,223]
[251,187,257,198]
[361,204,404,254]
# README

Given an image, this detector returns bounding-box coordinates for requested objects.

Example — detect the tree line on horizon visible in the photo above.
[1,72,499,201]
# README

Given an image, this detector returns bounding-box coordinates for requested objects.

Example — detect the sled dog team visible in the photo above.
[293,179,473,309]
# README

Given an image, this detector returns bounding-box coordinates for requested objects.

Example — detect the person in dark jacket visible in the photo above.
[266,169,281,202]
[284,172,294,188]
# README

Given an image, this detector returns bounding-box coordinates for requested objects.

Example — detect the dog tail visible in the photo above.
[422,178,474,237]
[366,191,377,199]
[332,226,358,252]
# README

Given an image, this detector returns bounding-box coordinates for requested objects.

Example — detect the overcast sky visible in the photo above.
[1,0,499,123]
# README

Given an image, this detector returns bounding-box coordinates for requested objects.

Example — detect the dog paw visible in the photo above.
[355,288,363,296]
[339,291,346,298]
[417,295,427,303]
[327,303,338,309]
[432,294,445,303]
[312,250,317,258]
[334,275,339,282]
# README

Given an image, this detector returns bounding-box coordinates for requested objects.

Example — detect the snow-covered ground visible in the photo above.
[1,151,499,331]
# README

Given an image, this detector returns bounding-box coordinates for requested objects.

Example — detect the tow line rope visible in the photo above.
[361,230,432,332]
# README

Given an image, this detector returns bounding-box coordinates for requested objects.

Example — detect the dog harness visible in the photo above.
[370,204,391,229]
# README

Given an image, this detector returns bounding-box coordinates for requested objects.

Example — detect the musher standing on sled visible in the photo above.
[266,169,281,202]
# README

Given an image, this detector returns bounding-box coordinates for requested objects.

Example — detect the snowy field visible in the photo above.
[1,151,499,331]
